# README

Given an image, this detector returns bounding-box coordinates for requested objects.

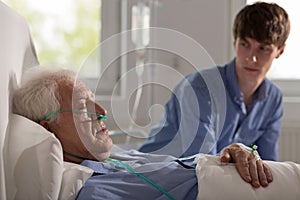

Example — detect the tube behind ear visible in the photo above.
[40,120,50,131]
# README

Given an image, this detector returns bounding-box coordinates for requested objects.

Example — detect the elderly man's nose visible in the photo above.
[96,103,107,115]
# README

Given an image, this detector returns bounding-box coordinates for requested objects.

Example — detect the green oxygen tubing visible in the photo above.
[105,157,176,200]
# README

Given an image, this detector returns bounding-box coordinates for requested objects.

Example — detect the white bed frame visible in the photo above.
[0,2,39,199]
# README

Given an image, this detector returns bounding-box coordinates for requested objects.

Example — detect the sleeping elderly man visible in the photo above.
[13,67,273,199]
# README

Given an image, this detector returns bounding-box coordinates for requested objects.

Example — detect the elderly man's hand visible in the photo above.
[220,143,273,188]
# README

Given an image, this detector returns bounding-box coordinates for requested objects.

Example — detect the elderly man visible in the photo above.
[13,66,272,199]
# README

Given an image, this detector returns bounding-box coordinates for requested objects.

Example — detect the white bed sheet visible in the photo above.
[196,154,300,200]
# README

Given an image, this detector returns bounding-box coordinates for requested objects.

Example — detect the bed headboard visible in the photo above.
[1,3,93,199]
[0,2,39,199]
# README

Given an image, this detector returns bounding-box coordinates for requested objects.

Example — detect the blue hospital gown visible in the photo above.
[76,150,198,200]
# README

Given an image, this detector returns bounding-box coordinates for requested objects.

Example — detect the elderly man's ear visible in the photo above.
[40,120,50,131]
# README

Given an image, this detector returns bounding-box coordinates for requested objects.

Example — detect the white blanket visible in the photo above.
[196,154,300,200]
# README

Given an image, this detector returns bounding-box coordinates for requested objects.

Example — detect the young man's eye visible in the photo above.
[239,41,248,47]
[260,46,271,52]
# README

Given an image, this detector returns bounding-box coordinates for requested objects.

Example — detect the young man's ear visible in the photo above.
[40,120,50,130]
[276,44,286,58]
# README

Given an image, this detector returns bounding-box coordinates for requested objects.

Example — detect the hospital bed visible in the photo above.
[1,2,300,199]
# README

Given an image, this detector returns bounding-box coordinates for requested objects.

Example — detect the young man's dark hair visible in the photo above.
[233,2,290,48]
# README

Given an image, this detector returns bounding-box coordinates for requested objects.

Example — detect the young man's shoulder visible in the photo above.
[265,78,283,96]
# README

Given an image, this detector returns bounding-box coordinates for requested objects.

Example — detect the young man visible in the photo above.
[13,66,272,199]
[139,2,290,161]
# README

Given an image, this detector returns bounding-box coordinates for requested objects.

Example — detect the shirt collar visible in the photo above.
[81,160,115,174]
[254,79,268,101]
[226,58,243,104]
[225,58,268,104]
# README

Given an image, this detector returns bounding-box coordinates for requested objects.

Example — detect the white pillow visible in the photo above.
[4,114,64,200]
[59,162,93,200]
[4,114,93,200]
[196,154,300,200]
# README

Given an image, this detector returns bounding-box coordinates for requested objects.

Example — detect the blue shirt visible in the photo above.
[139,59,283,161]
[76,150,198,200]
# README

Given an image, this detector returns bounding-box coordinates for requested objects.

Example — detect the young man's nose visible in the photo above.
[246,50,258,63]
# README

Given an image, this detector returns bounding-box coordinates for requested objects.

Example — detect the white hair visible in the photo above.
[13,65,77,122]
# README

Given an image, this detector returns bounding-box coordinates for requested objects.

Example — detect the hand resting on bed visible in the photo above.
[220,143,272,188]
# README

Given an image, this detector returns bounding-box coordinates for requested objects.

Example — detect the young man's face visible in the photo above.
[234,37,285,86]
[47,79,113,163]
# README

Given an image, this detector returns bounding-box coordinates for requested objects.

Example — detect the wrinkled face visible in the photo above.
[234,37,285,86]
[47,79,113,163]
